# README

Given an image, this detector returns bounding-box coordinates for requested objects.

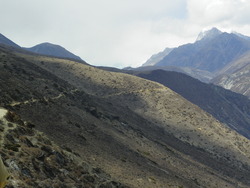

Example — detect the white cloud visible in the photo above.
[187,0,250,28]
[1,0,250,67]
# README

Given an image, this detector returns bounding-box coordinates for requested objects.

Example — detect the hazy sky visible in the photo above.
[1,0,250,68]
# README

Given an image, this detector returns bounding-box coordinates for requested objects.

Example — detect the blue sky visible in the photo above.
[1,0,250,68]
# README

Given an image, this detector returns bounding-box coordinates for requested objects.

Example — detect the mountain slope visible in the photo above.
[212,51,250,98]
[156,32,250,72]
[24,42,82,61]
[124,65,214,83]
[135,69,250,139]
[233,32,250,41]
[142,48,173,67]
[0,34,20,48]
[1,45,250,187]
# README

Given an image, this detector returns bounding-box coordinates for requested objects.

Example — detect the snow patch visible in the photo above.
[223,81,234,89]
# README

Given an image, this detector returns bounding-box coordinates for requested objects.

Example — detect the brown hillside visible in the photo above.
[0,46,250,187]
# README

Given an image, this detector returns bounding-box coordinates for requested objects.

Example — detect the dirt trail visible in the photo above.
[9,89,79,107]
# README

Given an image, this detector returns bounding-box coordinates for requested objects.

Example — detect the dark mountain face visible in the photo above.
[0,33,20,48]
[24,42,82,61]
[1,45,250,187]
[123,65,214,83]
[136,69,250,139]
[156,33,250,72]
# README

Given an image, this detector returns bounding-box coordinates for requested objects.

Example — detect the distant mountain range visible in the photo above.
[0,33,82,61]
[141,28,250,76]
[139,27,250,98]
[152,28,250,73]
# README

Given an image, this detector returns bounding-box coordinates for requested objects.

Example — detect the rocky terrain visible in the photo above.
[1,44,250,187]
[0,108,127,188]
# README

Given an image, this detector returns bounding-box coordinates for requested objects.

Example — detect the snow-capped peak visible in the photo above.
[196,27,222,41]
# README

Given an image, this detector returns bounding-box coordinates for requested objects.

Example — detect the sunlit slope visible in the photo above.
[0,47,249,187]
[19,52,250,163]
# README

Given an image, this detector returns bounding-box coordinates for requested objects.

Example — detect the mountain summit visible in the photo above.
[25,42,82,61]
[196,27,222,41]
[155,29,250,73]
